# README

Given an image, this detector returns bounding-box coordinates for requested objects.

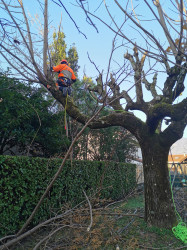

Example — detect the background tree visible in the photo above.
[75,126,136,162]
[64,74,137,161]
[0,0,187,228]
[0,71,70,157]
[50,31,79,73]
[50,31,66,66]
[67,44,80,74]
[71,74,137,161]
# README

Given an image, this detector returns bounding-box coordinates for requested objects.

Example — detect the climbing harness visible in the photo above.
[57,77,71,87]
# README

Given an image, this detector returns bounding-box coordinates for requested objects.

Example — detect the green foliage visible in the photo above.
[0,72,70,157]
[0,155,136,236]
[67,44,80,74]
[76,126,137,162]
[70,77,137,162]
[72,77,96,115]
[50,31,66,65]
[49,31,80,74]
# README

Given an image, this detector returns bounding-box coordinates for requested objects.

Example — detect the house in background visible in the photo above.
[168,137,187,175]
[135,137,187,184]
[168,154,187,175]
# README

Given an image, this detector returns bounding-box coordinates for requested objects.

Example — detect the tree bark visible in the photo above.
[140,136,177,228]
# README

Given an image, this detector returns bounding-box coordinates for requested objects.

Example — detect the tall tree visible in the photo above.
[1,0,187,228]
[50,31,79,74]
[0,72,70,157]
[67,44,80,74]
[50,31,66,66]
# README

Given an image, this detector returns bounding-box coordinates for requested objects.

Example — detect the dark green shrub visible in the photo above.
[0,155,136,236]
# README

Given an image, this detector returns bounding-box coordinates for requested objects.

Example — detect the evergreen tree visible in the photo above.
[50,31,66,66]
[49,31,79,74]
[67,44,80,74]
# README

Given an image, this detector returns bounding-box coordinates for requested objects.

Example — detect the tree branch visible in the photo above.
[149,0,178,57]
[43,0,48,77]
[18,0,34,59]
[142,72,159,99]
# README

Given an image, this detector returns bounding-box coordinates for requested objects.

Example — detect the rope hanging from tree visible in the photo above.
[64,94,68,137]
[169,168,187,244]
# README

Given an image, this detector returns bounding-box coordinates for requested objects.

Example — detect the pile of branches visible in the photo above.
[0,190,143,249]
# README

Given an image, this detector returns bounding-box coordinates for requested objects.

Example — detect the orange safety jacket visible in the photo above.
[53,64,76,82]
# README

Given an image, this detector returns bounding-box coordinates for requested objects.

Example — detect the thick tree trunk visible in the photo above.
[140,136,177,228]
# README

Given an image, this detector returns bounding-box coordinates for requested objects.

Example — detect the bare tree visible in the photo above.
[0,0,187,229]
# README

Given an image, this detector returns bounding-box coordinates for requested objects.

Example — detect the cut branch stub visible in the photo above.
[124,47,144,104]
[142,72,159,99]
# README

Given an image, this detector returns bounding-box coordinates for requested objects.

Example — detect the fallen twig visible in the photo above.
[117,209,137,234]
[0,199,87,249]
[83,190,93,232]
[33,226,66,250]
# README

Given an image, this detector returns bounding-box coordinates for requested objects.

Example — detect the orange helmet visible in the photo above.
[61,59,68,65]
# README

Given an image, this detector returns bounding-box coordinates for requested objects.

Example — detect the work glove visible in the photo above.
[50,67,53,72]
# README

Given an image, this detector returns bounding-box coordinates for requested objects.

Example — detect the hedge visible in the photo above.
[0,155,136,236]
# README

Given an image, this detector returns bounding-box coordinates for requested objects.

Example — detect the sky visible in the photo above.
[1,0,187,138]
[48,1,124,79]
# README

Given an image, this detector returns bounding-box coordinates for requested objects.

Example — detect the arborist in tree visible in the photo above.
[47,59,76,96]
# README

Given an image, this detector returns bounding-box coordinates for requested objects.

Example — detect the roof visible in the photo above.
[169,137,187,155]
[168,154,187,163]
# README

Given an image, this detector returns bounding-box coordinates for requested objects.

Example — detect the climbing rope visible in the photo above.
[64,93,68,132]
[169,168,187,244]
[172,222,187,244]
